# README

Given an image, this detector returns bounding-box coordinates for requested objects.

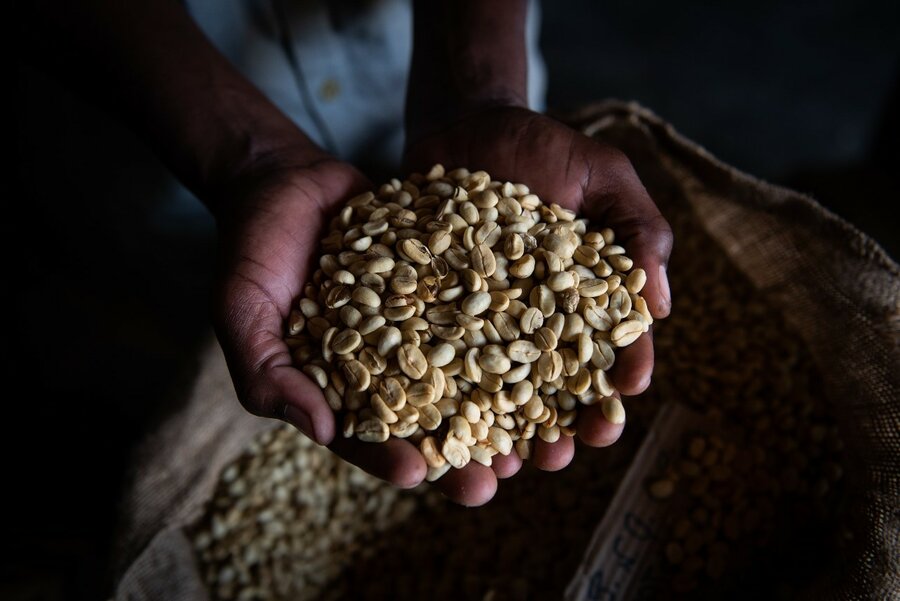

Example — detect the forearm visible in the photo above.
[407,0,529,143]
[22,0,325,212]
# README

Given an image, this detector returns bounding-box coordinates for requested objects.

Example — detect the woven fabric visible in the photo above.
[114,102,900,600]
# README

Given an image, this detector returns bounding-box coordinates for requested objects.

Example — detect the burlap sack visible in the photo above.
[113,101,899,600]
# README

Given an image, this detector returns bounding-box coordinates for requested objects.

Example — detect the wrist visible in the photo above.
[406,0,528,144]
[194,96,333,218]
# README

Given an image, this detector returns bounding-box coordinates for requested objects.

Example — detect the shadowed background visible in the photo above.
[6,1,898,599]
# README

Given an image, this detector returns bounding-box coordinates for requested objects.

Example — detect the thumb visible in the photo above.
[581,149,673,318]
[214,282,336,445]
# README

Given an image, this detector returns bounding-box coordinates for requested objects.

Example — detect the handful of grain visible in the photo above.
[287,164,654,478]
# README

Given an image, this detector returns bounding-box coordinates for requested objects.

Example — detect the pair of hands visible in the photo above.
[214,106,673,506]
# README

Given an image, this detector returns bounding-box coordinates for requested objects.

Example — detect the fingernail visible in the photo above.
[658,265,671,312]
[601,397,626,425]
[284,405,319,443]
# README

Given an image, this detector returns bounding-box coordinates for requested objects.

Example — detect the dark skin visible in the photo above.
[23,0,672,505]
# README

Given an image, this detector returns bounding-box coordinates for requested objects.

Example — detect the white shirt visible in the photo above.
[184,0,547,169]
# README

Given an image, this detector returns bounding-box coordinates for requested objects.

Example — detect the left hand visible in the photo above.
[404,106,673,505]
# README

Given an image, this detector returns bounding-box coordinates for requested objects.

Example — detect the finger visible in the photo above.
[329,435,427,489]
[491,451,523,479]
[215,280,337,445]
[577,398,626,448]
[579,149,674,319]
[435,462,498,507]
[533,434,575,471]
[609,327,654,395]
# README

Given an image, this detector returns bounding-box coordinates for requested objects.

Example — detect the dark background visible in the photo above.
[6,2,898,600]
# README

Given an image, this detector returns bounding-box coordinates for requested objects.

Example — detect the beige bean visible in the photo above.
[592,369,616,396]
[420,436,445,468]
[611,319,644,347]
[583,230,605,249]
[577,332,593,364]
[417,403,442,430]
[366,256,395,274]
[557,287,580,314]
[377,326,402,357]
[504,233,525,260]
[538,424,561,443]
[338,305,362,329]
[358,315,386,336]
[470,243,497,277]
[633,295,654,325]
[396,404,420,424]
[287,310,305,336]
[591,339,616,371]
[397,238,431,265]
[469,445,493,467]
[537,351,564,382]
[560,347,580,377]
[427,343,456,367]
[547,271,575,292]
[492,312,521,342]
[514,438,533,460]
[431,324,466,340]
[302,364,328,389]
[534,327,558,351]
[488,427,513,455]
[601,396,626,424]
[626,268,647,293]
[584,305,613,331]
[342,360,371,392]
[471,418,490,441]
[489,291,511,312]
[520,307,544,334]
[475,221,502,246]
[608,254,633,271]
[441,436,472,469]
[407,383,437,407]
[507,340,541,363]
[574,245,600,267]
[600,243,624,256]
[461,291,491,316]
[478,353,511,375]
[342,411,357,438]
[435,397,460,418]
[461,400,481,423]
[351,286,381,308]
[371,393,399,424]
[524,396,544,421]
[390,420,420,439]
[331,329,362,355]
[427,229,452,255]
[464,348,483,383]
[568,367,592,395]
[497,357,527,380]
[379,377,406,410]
[449,416,472,441]
[326,285,353,309]
[479,372,504,393]
[509,254,536,278]
[579,278,609,298]
[397,343,428,379]
[356,418,389,443]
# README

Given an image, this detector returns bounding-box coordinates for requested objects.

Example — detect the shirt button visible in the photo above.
[319,79,341,102]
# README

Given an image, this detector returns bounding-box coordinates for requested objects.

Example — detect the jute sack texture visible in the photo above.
[114,101,899,600]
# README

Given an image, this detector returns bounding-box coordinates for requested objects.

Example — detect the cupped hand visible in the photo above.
[212,156,431,490]
[404,106,674,505]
